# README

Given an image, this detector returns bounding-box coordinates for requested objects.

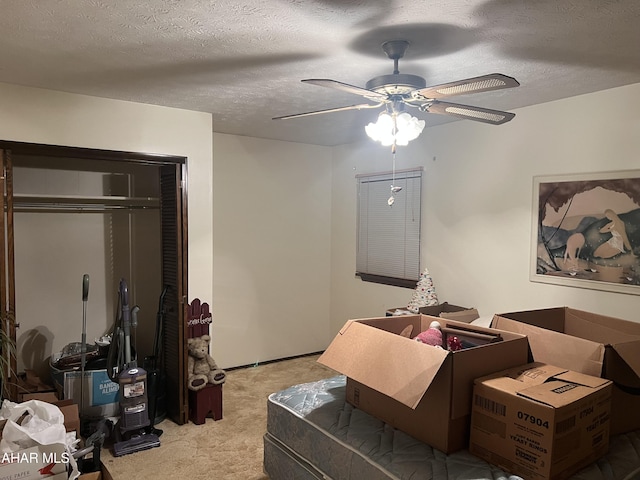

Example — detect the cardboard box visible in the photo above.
[492,307,640,434]
[385,302,480,322]
[17,370,58,402]
[317,315,529,453]
[385,307,414,316]
[419,302,479,323]
[470,362,612,480]
[20,391,60,403]
[79,472,102,480]
[58,403,80,437]
[78,462,114,480]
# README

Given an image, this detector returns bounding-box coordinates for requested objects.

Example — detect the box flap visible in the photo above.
[554,369,612,389]
[439,309,480,323]
[563,309,640,378]
[475,363,565,390]
[567,308,640,336]
[565,309,640,345]
[492,315,605,377]
[318,319,449,409]
[496,308,567,332]
[518,380,597,408]
[477,365,553,396]
[609,341,640,379]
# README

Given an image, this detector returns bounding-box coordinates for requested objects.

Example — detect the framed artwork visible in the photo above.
[530,170,640,295]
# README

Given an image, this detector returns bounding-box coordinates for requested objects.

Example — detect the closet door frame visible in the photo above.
[0,140,190,424]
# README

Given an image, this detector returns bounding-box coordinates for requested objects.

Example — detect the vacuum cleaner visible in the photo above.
[107,278,160,456]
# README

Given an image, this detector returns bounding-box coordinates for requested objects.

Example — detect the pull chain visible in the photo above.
[388,142,402,206]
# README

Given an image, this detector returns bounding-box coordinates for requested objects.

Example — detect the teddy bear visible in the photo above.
[187,334,226,391]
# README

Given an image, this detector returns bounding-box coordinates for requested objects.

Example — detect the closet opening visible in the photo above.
[0,140,189,425]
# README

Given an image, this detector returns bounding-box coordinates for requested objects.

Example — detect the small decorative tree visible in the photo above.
[407,267,438,313]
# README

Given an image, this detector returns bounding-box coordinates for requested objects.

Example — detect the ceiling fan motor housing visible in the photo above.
[366,74,427,96]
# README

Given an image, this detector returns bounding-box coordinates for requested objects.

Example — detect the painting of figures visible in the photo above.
[531,170,640,294]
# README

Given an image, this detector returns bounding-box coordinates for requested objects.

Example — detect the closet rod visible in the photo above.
[11,194,159,210]
[12,205,159,213]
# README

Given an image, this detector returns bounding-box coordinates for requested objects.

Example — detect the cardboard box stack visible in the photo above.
[318,314,529,453]
[469,362,612,480]
[492,307,640,435]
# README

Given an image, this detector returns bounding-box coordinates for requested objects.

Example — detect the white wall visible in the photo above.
[212,133,332,368]
[0,82,213,374]
[330,83,640,335]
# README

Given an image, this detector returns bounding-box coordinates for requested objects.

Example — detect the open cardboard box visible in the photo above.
[318,314,529,453]
[78,463,114,480]
[469,362,612,480]
[385,302,479,324]
[492,307,640,435]
[419,302,480,323]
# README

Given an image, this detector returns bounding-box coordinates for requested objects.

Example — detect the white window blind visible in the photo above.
[356,168,422,286]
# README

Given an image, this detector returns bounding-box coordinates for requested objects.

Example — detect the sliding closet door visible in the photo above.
[0,149,17,400]
[160,163,189,424]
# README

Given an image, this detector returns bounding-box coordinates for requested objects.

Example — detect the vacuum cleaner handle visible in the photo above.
[82,274,90,302]
[119,279,133,367]
[80,274,90,422]
[81,274,89,352]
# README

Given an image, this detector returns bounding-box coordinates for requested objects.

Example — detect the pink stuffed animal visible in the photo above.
[414,320,443,348]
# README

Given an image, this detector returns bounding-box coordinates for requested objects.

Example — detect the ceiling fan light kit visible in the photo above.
[273,39,520,147]
[365,110,425,147]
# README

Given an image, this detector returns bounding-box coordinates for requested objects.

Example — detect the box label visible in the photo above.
[92,370,120,406]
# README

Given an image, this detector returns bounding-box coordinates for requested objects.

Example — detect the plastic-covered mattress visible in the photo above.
[264,375,640,480]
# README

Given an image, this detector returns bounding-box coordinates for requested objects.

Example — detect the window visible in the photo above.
[356,168,422,288]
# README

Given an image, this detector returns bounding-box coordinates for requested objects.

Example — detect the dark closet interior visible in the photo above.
[0,141,190,424]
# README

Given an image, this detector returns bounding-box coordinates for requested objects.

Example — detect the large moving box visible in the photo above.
[492,307,640,434]
[318,315,529,453]
[470,363,612,480]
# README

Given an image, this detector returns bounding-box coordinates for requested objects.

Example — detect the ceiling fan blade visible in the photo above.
[273,102,383,120]
[412,73,520,100]
[423,100,515,125]
[302,79,388,101]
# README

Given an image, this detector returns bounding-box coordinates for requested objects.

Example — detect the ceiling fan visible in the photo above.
[273,40,520,129]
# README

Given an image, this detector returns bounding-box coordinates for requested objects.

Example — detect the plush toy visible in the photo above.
[414,320,443,348]
[187,334,226,391]
[447,336,463,351]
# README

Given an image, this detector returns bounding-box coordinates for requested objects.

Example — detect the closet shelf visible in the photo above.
[11,194,160,212]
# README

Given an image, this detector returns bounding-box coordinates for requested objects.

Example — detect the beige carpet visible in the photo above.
[100,354,336,479]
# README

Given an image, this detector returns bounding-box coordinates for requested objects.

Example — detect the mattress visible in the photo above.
[264,375,640,480]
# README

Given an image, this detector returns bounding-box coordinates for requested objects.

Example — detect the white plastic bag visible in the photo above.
[0,399,80,479]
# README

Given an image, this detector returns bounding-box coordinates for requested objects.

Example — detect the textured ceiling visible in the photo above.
[1,0,639,146]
